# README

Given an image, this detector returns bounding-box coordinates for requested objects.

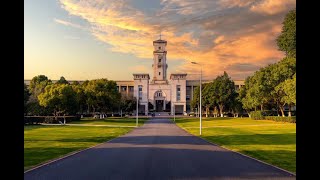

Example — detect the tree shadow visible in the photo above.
[24,146,295,180]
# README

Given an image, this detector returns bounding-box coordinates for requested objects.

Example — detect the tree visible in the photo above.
[270,57,296,116]
[72,83,86,114]
[211,72,237,117]
[191,86,200,114]
[283,74,296,116]
[56,76,69,85]
[83,79,120,115]
[24,83,31,114]
[38,84,77,123]
[275,74,296,117]
[28,75,52,100]
[276,9,296,57]
[120,95,137,115]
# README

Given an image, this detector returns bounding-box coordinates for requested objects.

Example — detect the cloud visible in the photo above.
[58,0,295,80]
[250,0,296,15]
[53,18,85,30]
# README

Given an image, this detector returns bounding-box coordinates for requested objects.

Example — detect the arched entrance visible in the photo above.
[154,90,166,112]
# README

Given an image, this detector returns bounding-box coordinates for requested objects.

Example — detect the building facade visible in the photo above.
[24,37,245,115]
[121,38,244,115]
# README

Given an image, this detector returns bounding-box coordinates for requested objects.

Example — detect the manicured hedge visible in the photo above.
[24,116,45,125]
[265,116,296,123]
[249,111,296,123]
[24,116,81,125]
[250,111,265,120]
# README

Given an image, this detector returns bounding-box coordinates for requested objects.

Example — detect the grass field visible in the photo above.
[24,118,146,171]
[173,117,296,173]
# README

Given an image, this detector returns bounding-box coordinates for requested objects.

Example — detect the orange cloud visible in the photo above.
[58,0,293,80]
[250,0,296,15]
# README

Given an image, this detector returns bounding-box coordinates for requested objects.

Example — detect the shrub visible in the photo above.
[24,115,81,125]
[250,111,265,120]
[265,116,296,123]
[24,116,45,125]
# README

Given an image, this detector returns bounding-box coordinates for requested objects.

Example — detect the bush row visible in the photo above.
[249,111,296,123]
[264,116,296,123]
[24,116,81,125]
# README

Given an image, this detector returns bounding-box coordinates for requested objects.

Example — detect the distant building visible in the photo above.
[24,37,245,115]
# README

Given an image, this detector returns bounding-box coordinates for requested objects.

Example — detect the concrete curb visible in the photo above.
[24,121,148,174]
[173,120,296,177]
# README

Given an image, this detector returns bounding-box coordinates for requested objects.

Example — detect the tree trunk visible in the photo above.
[288,104,292,117]
[206,106,209,117]
[280,106,285,117]
[219,104,224,117]
[260,104,263,111]
[254,107,257,111]
[63,114,66,124]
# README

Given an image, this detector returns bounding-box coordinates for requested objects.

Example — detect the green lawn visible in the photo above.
[173,117,296,173]
[24,118,146,171]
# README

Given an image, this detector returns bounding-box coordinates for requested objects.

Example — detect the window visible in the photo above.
[129,86,134,92]
[121,86,127,91]
[176,85,181,101]
[138,85,142,100]
[159,46,161,50]
[159,72,161,76]
[159,59,161,63]
[186,95,190,101]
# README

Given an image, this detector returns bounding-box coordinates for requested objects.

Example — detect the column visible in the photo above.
[126,85,129,95]
[163,99,166,110]
[145,103,148,115]
[191,85,194,100]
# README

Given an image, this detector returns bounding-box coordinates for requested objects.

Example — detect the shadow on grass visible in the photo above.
[203,133,296,145]
[173,117,236,124]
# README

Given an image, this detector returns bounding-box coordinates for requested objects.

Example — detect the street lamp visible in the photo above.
[191,61,202,135]
[136,88,139,127]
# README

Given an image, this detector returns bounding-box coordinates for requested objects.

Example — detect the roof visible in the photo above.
[153,39,167,43]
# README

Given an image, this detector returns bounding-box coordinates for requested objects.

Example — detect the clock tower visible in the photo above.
[152,36,168,82]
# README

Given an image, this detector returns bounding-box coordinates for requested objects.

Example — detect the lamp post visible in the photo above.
[136,89,139,127]
[191,62,202,135]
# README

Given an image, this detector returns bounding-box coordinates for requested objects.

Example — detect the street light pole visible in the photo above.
[200,66,202,135]
[191,61,202,135]
[136,89,138,127]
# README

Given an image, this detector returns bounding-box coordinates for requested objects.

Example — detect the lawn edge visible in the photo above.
[24,121,146,174]
[173,121,296,177]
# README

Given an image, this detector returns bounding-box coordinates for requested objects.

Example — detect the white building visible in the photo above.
[24,37,245,115]
[126,38,244,115]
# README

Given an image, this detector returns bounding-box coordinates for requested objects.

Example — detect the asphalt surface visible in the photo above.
[24,118,295,180]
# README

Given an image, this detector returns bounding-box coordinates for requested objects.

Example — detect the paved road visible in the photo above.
[25,118,295,180]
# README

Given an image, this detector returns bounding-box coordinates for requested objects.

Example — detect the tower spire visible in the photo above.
[159,32,162,40]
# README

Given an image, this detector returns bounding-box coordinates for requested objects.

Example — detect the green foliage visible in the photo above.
[265,116,296,123]
[83,79,120,113]
[276,9,296,57]
[28,75,52,97]
[241,56,296,115]
[24,83,30,111]
[120,95,137,113]
[211,72,237,115]
[190,86,200,110]
[56,76,69,85]
[24,116,45,124]
[282,74,296,106]
[250,111,265,120]
[38,84,78,116]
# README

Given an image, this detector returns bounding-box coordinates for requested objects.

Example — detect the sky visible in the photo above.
[24,0,296,81]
